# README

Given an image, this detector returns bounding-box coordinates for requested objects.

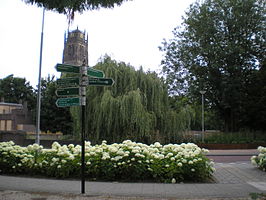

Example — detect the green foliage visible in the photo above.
[22,0,131,22]
[243,61,266,130]
[160,0,266,132]
[0,74,35,111]
[204,132,266,144]
[0,74,73,135]
[41,75,73,135]
[71,56,195,143]
[0,141,214,182]
[249,193,266,200]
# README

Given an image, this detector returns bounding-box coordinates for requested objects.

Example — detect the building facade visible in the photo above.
[0,101,35,132]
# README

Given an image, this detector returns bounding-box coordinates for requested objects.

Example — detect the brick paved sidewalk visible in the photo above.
[0,162,265,200]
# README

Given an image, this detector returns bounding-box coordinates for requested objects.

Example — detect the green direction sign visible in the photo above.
[55,63,80,73]
[57,77,80,87]
[56,97,81,107]
[88,78,114,86]
[88,68,105,78]
[56,87,80,97]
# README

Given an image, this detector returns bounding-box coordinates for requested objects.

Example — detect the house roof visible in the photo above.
[0,102,23,108]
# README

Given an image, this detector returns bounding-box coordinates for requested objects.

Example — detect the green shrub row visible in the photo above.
[0,140,215,183]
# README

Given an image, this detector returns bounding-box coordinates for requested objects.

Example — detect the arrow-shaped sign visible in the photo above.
[56,97,81,107]
[55,63,80,73]
[56,87,80,97]
[88,78,114,86]
[57,77,80,87]
[88,68,105,78]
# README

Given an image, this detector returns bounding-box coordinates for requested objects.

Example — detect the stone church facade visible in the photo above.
[63,28,88,66]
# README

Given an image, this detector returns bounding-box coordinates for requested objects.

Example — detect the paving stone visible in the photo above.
[0,161,266,199]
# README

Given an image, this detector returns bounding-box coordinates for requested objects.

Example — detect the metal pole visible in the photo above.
[80,63,87,194]
[201,93,204,143]
[36,8,45,145]
[200,90,206,143]
[81,102,85,193]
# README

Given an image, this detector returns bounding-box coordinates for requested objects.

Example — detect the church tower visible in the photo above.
[63,28,88,66]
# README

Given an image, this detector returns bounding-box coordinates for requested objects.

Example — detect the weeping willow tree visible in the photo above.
[71,56,195,143]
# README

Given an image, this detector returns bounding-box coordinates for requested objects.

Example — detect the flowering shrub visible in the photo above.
[251,146,266,171]
[0,140,215,182]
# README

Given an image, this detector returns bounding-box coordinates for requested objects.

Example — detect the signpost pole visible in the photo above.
[80,62,87,194]
[55,62,114,194]
[81,99,85,194]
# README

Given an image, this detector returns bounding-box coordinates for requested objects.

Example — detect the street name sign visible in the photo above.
[56,97,81,107]
[87,68,105,78]
[88,77,114,86]
[57,77,80,87]
[56,87,80,97]
[55,63,80,74]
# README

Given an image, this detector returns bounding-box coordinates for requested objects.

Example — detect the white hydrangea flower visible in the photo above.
[52,157,58,162]
[109,147,118,153]
[188,161,193,165]
[90,152,96,156]
[68,155,75,160]
[202,148,209,153]
[166,152,173,158]
[114,156,122,161]
[154,142,162,148]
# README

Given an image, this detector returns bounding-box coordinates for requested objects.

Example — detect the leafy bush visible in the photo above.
[204,132,266,144]
[251,146,266,171]
[0,140,215,183]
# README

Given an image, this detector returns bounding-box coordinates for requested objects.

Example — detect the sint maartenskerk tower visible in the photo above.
[63,28,88,66]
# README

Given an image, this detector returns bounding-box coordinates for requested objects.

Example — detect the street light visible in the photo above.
[199,90,206,143]
[36,8,45,145]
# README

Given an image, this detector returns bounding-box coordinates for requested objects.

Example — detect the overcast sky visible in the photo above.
[0,0,196,87]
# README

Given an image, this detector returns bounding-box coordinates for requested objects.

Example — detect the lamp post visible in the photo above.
[199,90,206,143]
[36,8,45,145]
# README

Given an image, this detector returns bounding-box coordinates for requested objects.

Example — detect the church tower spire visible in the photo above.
[63,28,88,66]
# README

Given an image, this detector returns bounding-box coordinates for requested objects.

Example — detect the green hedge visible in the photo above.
[0,140,214,183]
